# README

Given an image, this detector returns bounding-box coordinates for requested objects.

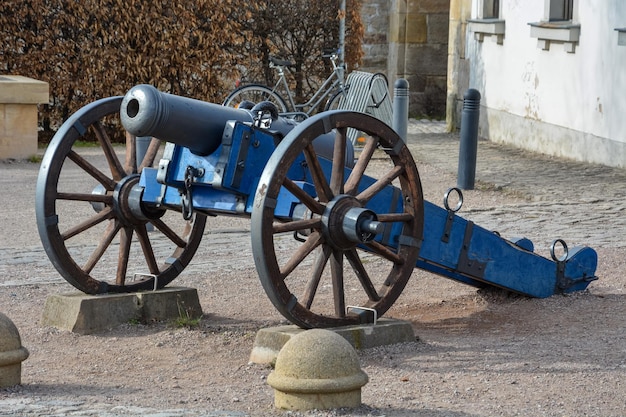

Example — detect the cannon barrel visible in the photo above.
[120,84,354,165]
[120,84,255,156]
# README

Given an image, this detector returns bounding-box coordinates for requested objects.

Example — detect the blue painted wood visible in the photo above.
[141,120,598,298]
[415,201,597,297]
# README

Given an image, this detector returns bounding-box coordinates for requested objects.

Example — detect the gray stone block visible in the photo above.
[249,318,417,364]
[41,287,202,334]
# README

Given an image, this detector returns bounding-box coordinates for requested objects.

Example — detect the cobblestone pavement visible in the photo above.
[406,120,626,250]
[0,398,247,417]
[1,119,625,415]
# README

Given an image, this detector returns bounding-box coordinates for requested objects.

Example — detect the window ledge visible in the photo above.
[529,21,580,53]
[468,18,505,44]
[616,28,626,46]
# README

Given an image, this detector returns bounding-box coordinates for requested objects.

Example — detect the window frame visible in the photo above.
[468,0,505,45]
[529,0,579,53]
[617,28,626,46]
[483,0,500,19]
[548,0,574,22]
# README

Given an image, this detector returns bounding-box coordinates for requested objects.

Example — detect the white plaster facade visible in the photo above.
[465,0,626,168]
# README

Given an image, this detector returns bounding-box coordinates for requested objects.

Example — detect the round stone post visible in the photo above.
[267,329,368,411]
[0,312,29,388]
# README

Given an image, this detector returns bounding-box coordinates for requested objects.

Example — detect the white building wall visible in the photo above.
[467,0,626,168]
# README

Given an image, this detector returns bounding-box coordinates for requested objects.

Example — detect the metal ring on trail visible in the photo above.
[443,187,464,212]
[550,239,569,262]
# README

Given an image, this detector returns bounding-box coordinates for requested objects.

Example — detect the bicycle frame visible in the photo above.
[269,54,346,115]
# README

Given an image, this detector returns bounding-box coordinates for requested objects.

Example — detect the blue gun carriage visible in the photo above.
[36,85,597,329]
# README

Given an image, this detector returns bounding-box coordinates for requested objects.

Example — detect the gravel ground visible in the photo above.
[0,125,625,416]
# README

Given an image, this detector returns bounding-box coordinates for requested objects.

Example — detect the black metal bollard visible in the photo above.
[457,88,481,190]
[392,78,409,143]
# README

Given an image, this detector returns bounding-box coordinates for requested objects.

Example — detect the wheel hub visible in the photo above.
[321,195,384,250]
[101,175,165,225]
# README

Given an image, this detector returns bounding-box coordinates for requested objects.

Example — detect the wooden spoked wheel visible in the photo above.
[36,97,206,294]
[251,110,424,328]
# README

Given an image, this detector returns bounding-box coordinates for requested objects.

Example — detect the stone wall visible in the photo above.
[360,0,450,119]
[359,0,390,73]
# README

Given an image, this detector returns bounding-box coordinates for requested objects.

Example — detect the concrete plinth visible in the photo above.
[41,287,202,334]
[249,318,416,364]
[0,75,49,159]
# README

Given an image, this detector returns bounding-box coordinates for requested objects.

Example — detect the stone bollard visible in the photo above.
[0,312,29,388]
[267,328,368,411]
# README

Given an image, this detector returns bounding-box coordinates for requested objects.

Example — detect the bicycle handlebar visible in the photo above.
[270,51,339,68]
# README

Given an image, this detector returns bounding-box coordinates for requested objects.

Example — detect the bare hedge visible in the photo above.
[0,0,363,141]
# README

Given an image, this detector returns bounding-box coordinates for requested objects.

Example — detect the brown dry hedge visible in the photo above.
[1,0,363,142]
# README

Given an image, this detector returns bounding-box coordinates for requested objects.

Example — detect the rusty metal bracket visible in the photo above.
[442,187,463,243]
[456,221,487,279]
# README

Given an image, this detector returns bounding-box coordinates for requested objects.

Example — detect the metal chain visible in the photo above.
[181,166,203,221]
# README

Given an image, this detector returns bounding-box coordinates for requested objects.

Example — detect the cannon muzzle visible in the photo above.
[120,84,254,156]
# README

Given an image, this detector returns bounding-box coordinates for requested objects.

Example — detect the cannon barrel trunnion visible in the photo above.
[36,86,598,329]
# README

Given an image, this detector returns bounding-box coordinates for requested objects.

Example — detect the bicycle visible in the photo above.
[223,50,348,116]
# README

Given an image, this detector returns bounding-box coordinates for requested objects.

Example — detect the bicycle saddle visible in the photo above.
[270,56,294,67]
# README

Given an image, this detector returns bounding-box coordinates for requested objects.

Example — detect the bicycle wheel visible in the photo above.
[324,87,347,111]
[223,84,289,113]
[368,73,389,108]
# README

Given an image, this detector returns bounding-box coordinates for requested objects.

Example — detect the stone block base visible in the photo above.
[249,318,417,364]
[41,287,202,334]
[0,75,48,160]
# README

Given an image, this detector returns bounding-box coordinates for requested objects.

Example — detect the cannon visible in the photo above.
[36,85,598,329]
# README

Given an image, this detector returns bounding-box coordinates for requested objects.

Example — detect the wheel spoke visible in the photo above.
[56,192,112,204]
[83,220,121,273]
[138,138,161,172]
[116,227,133,285]
[92,121,126,180]
[135,224,160,275]
[345,248,381,302]
[377,212,415,223]
[303,245,332,309]
[329,127,347,195]
[151,217,190,248]
[364,239,403,264]
[124,131,137,175]
[283,177,325,215]
[344,135,379,195]
[61,207,114,240]
[68,150,116,191]
[303,143,333,202]
[356,164,404,204]
[330,249,346,317]
[280,231,324,279]
[272,218,322,234]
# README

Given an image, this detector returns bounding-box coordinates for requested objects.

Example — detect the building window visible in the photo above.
[617,28,626,46]
[529,0,579,52]
[468,0,505,44]
[549,0,574,21]
[483,0,500,19]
